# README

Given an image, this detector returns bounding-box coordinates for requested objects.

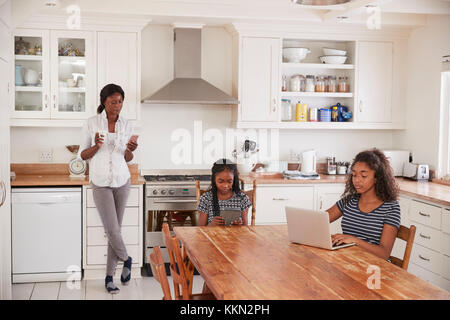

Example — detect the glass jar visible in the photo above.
[315,75,325,92]
[289,75,301,92]
[281,75,287,92]
[331,106,338,122]
[338,76,349,93]
[327,75,337,92]
[305,75,315,92]
[281,99,292,121]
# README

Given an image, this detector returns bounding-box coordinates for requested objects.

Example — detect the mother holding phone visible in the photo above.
[79,83,138,294]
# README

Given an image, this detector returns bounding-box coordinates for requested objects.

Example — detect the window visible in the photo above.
[438,69,450,178]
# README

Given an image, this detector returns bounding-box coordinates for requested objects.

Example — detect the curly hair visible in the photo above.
[209,159,242,217]
[341,148,399,204]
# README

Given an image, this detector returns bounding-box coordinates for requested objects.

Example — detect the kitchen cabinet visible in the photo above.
[396,196,450,292]
[239,37,280,122]
[255,185,314,225]
[97,32,139,120]
[356,41,393,123]
[0,0,11,299]
[82,185,144,280]
[230,23,405,130]
[12,29,94,120]
[315,185,345,234]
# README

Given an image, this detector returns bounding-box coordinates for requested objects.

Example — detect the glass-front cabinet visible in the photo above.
[12,29,94,120]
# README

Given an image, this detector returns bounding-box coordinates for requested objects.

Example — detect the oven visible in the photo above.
[142,170,211,271]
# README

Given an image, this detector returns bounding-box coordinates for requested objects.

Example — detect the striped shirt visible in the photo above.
[197,191,252,224]
[336,194,401,245]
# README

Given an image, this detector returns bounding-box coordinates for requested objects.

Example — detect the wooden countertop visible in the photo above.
[10,163,145,187]
[240,174,450,207]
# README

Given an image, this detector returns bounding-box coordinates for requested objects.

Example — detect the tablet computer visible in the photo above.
[220,210,242,226]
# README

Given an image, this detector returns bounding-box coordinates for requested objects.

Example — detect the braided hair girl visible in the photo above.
[197,159,252,226]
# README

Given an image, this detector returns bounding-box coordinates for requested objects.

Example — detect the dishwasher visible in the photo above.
[11,187,82,283]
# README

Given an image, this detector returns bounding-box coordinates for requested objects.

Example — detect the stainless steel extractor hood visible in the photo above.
[142,27,239,105]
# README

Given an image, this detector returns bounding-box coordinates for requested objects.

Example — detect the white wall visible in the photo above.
[392,15,450,171]
[10,24,397,168]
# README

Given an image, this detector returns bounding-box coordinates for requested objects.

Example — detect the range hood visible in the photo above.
[142,27,239,105]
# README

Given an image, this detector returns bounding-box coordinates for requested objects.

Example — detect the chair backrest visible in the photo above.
[195,179,257,226]
[390,224,416,270]
[149,246,172,300]
[162,223,190,299]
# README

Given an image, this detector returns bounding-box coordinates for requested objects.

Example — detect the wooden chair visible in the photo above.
[389,224,416,270]
[149,246,172,300]
[195,179,257,226]
[162,223,215,300]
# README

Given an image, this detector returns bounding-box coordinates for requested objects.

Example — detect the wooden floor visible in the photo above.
[12,275,205,300]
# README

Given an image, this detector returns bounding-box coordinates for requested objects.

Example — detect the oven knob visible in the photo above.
[161,190,167,195]
[152,190,158,195]
[169,190,175,195]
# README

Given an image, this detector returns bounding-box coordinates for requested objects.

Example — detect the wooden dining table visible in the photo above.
[174,225,450,300]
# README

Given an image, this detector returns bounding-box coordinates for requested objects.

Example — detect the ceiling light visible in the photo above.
[292,0,351,5]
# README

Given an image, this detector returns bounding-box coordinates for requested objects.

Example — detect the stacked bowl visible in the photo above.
[320,48,347,64]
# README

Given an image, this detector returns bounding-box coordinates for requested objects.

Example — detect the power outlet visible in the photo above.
[39,149,53,162]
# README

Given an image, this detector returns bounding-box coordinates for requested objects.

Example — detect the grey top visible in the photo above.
[197,190,252,224]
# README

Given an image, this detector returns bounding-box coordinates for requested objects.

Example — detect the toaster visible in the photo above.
[402,163,430,181]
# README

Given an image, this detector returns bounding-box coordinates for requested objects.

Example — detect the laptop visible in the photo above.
[285,206,355,250]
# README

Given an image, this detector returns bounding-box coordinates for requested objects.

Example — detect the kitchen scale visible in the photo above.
[66,145,87,178]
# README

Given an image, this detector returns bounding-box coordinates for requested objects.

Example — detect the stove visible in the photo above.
[142,170,211,271]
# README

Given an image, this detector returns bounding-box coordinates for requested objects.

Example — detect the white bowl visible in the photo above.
[283,47,311,63]
[322,47,347,56]
[320,55,348,64]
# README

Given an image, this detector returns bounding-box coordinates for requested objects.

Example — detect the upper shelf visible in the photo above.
[282,63,354,70]
[281,92,353,98]
[15,55,43,61]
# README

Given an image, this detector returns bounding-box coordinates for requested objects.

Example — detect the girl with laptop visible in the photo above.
[197,159,252,226]
[326,148,401,260]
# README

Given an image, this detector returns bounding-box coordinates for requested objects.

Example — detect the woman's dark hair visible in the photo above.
[97,83,125,114]
[209,159,241,217]
[342,148,399,204]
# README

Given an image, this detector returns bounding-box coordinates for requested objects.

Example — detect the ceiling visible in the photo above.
[12,0,450,28]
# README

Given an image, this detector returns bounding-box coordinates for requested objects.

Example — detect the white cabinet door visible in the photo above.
[256,186,314,225]
[357,41,393,123]
[240,37,280,122]
[316,185,345,235]
[97,32,138,120]
[50,30,94,120]
[12,29,51,119]
[0,4,12,298]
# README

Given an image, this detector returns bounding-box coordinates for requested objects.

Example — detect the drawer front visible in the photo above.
[86,187,140,208]
[414,222,442,251]
[87,226,139,246]
[408,263,442,285]
[86,207,139,227]
[442,254,450,280]
[411,243,442,275]
[443,208,450,234]
[256,186,314,224]
[409,200,441,230]
[441,232,450,257]
[86,245,140,265]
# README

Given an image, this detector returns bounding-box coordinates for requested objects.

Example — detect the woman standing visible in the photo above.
[326,148,401,261]
[79,84,138,294]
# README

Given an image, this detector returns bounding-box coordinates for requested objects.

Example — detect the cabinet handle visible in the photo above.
[272,98,277,113]
[44,94,48,109]
[273,198,289,201]
[320,200,323,210]
[419,233,431,240]
[418,211,430,217]
[53,95,56,110]
[418,254,430,262]
[0,181,6,207]
[359,100,363,113]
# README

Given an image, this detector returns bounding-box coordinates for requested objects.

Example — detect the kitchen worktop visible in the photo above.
[240,173,450,207]
[10,163,146,187]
